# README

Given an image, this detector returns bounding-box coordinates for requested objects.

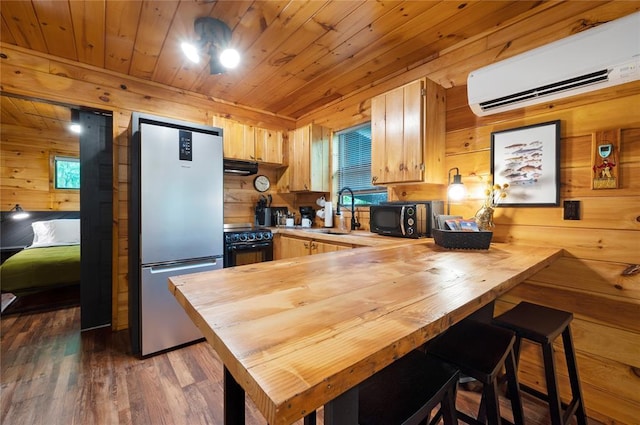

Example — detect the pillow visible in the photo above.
[31,219,80,247]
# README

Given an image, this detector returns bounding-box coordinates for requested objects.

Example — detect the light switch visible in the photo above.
[563,200,580,220]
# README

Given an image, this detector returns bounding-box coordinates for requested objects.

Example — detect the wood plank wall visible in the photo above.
[443,83,640,425]
[1,122,79,211]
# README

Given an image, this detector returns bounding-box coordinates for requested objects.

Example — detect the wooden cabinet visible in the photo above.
[285,124,330,192]
[276,235,351,260]
[255,127,284,164]
[213,116,284,165]
[371,78,445,185]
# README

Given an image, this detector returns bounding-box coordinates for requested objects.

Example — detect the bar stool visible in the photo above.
[493,302,588,425]
[304,350,459,425]
[426,319,524,425]
[359,350,459,425]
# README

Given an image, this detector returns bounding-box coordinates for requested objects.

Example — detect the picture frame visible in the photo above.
[491,120,561,207]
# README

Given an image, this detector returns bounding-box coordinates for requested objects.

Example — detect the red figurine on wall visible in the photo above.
[593,158,616,179]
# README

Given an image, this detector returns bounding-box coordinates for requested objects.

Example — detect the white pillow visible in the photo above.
[31,219,80,247]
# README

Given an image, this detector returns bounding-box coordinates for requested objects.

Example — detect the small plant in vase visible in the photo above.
[475,181,509,231]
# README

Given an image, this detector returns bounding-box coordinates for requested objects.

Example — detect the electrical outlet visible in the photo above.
[563,200,580,220]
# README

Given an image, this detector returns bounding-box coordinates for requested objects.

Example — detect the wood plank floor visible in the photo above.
[1,306,602,424]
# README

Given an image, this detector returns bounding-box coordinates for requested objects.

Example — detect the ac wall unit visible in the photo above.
[467,11,639,116]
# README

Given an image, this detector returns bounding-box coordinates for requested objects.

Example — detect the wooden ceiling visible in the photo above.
[0,0,547,120]
[1,1,639,122]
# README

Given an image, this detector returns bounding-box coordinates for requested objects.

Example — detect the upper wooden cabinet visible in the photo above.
[255,127,284,164]
[285,124,330,192]
[371,78,445,185]
[213,116,284,165]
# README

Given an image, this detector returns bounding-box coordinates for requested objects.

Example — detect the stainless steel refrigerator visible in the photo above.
[129,112,224,356]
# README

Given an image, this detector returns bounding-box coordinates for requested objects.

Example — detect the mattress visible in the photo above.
[0,245,80,295]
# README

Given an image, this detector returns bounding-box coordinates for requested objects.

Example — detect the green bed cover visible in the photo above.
[0,245,80,295]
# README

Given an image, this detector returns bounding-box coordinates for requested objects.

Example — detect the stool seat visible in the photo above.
[427,319,516,383]
[359,350,459,425]
[493,302,588,425]
[427,319,524,425]
[493,301,572,344]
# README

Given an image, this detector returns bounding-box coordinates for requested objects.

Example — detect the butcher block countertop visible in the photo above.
[169,242,563,425]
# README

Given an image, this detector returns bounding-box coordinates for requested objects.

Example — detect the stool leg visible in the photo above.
[483,380,502,425]
[561,327,588,425]
[542,341,563,425]
[505,348,525,425]
[440,385,458,425]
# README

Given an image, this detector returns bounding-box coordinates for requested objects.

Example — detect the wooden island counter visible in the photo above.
[169,241,562,425]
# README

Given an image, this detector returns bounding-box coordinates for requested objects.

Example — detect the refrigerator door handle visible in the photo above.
[149,259,220,274]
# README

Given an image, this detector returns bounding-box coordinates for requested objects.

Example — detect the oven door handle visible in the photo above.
[229,242,272,251]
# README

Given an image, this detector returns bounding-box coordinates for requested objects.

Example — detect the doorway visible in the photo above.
[0,94,113,329]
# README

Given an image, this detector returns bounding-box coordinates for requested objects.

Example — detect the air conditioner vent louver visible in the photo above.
[479,69,610,112]
[467,11,639,116]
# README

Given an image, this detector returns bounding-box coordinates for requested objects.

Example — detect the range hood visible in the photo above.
[223,159,258,176]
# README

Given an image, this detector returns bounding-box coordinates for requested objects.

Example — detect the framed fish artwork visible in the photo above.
[491,120,561,207]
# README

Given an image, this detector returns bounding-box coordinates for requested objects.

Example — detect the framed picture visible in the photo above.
[491,120,561,207]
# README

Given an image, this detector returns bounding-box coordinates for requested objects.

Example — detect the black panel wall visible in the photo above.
[79,110,113,330]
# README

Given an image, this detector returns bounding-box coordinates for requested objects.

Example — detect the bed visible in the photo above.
[0,214,81,296]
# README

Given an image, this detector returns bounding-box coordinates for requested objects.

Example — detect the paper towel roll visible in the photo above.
[324,201,333,227]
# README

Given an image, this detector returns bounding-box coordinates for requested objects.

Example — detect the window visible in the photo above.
[54,156,80,190]
[335,123,387,205]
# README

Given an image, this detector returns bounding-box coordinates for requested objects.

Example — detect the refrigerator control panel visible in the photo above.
[179,130,193,161]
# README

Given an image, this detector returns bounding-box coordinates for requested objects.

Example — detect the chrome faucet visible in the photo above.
[336,187,361,231]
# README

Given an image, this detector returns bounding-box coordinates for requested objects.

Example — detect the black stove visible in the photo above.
[223,224,273,267]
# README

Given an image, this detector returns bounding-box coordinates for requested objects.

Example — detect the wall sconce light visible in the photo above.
[447,167,466,214]
[69,109,82,134]
[181,17,240,74]
[10,204,29,220]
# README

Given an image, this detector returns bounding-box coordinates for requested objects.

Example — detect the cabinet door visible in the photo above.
[310,125,330,192]
[278,236,311,259]
[213,116,255,160]
[311,240,351,255]
[288,127,312,191]
[255,127,284,164]
[371,79,424,184]
[287,124,330,192]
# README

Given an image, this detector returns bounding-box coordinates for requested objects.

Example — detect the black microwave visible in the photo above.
[369,201,444,238]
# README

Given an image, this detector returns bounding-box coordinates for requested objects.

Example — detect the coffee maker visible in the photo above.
[299,206,315,228]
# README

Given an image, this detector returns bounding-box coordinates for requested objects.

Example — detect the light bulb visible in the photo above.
[69,123,82,134]
[219,48,240,69]
[447,184,466,201]
[181,42,201,63]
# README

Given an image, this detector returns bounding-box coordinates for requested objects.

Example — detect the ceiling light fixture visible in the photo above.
[181,17,240,74]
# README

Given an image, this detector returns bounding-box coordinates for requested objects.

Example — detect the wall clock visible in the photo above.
[253,175,270,192]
